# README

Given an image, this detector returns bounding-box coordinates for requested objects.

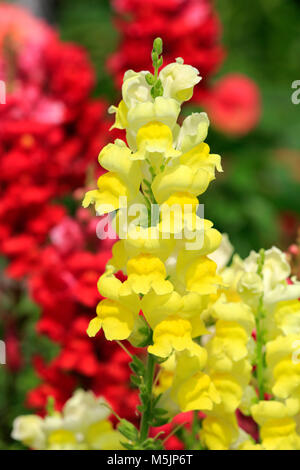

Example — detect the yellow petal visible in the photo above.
[87,317,102,338]
[95,299,135,341]
[148,316,194,358]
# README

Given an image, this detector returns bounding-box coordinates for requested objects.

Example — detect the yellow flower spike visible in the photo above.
[183,220,222,255]
[200,414,239,450]
[108,100,128,130]
[159,192,198,236]
[154,369,175,396]
[148,315,205,358]
[106,240,128,272]
[121,253,173,296]
[97,270,141,314]
[132,121,180,161]
[164,217,221,254]
[251,400,294,424]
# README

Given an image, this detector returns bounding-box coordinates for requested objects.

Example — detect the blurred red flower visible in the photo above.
[109,0,224,90]
[109,0,261,136]
[0,3,110,277]
[203,74,261,136]
[27,213,139,422]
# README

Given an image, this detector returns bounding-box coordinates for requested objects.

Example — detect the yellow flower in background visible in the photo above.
[251,401,300,450]
[210,295,255,336]
[266,334,300,404]
[200,413,239,450]
[274,299,300,336]
[12,390,122,450]
[11,415,46,449]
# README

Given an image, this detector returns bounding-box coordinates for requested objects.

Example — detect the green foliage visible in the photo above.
[127,352,169,449]
[57,0,117,100]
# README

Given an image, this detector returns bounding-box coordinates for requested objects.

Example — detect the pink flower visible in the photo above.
[204,74,261,136]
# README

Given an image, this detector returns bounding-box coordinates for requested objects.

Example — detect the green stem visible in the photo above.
[192,411,198,443]
[191,411,204,450]
[139,353,156,443]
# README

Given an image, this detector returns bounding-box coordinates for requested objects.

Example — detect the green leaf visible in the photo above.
[117,419,139,442]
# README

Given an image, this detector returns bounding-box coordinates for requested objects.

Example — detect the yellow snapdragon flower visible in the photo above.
[251,401,300,450]
[87,270,140,340]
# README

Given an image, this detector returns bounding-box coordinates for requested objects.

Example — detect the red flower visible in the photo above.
[108,0,224,90]
[0,3,111,278]
[109,0,260,136]
[203,74,261,136]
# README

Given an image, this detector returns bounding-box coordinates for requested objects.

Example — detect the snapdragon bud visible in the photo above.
[145,73,155,85]
[153,37,163,55]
